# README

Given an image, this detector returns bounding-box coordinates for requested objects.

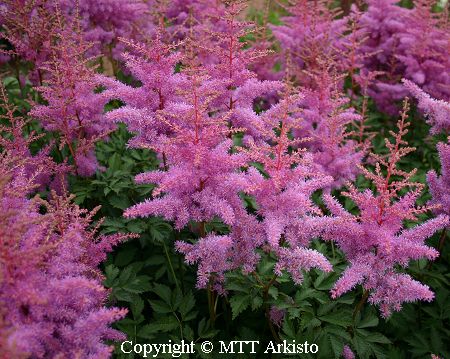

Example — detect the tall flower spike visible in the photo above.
[124,71,247,230]
[104,32,186,152]
[321,99,449,317]
[242,90,334,283]
[270,0,348,86]
[291,65,364,189]
[203,0,283,134]
[31,13,115,176]
[58,0,152,63]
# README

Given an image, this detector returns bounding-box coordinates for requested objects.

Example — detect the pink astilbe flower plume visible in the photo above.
[243,93,333,247]
[0,156,129,358]
[320,100,449,317]
[291,68,364,188]
[104,33,186,151]
[176,234,233,288]
[203,0,283,134]
[241,91,334,283]
[58,0,152,62]
[30,14,115,176]
[124,71,247,230]
[342,345,355,359]
[270,0,348,86]
[358,0,450,114]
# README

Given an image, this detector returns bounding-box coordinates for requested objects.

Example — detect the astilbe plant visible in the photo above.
[30,16,115,177]
[290,66,364,189]
[270,0,348,86]
[0,146,128,357]
[240,91,334,283]
[358,0,450,114]
[174,90,336,288]
[319,100,449,317]
[202,0,283,136]
[0,0,57,86]
[104,33,186,152]
[123,71,247,231]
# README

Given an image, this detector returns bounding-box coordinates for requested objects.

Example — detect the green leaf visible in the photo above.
[152,283,172,303]
[147,316,179,332]
[357,314,379,329]
[319,311,352,327]
[251,296,263,310]
[230,294,251,319]
[124,276,152,293]
[149,299,172,314]
[365,332,391,344]
[179,292,196,318]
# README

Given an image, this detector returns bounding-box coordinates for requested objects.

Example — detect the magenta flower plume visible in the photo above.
[342,345,355,359]
[123,72,247,229]
[239,92,334,283]
[176,235,233,288]
[59,0,152,61]
[104,33,186,150]
[358,0,450,114]
[243,93,334,248]
[270,0,348,85]
[321,100,449,317]
[0,155,129,358]
[30,17,115,176]
[292,71,364,188]
[203,1,283,133]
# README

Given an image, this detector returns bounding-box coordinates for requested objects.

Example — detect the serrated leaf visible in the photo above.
[147,316,179,332]
[179,292,196,318]
[152,283,172,303]
[149,299,172,314]
[319,311,352,327]
[230,294,251,319]
[357,314,379,329]
[365,332,391,344]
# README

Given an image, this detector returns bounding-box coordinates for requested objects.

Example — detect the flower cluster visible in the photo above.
[0,114,128,358]
[357,0,450,114]
[320,101,448,316]
[30,15,115,176]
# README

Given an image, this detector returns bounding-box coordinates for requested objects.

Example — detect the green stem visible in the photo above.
[207,278,216,327]
[263,274,280,343]
[437,228,447,253]
[163,241,181,293]
[353,290,369,321]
